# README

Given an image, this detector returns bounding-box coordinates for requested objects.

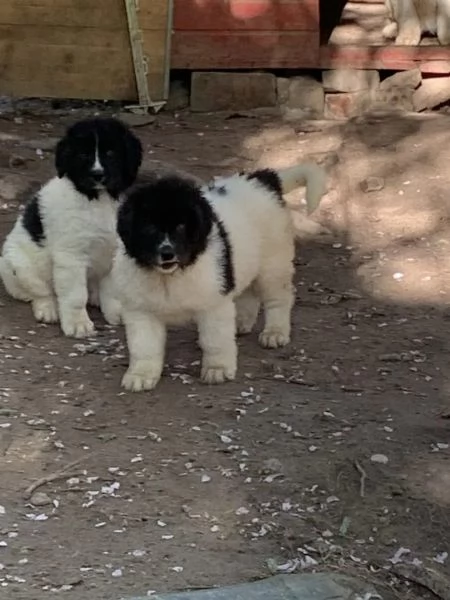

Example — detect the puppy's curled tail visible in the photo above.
[277,162,326,214]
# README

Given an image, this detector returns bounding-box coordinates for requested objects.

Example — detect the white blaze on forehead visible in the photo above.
[92,134,103,172]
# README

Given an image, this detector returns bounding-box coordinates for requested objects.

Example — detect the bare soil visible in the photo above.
[1,104,450,600]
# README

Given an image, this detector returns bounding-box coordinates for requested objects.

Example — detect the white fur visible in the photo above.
[112,163,326,392]
[383,0,450,45]
[0,176,122,337]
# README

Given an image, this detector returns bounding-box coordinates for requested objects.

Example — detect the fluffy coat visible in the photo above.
[111,163,326,392]
[0,117,142,337]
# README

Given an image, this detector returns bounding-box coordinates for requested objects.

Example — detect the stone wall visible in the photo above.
[168,69,450,118]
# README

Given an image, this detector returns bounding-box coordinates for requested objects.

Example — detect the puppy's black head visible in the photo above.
[55,117,143,200]
[117,176,214,273]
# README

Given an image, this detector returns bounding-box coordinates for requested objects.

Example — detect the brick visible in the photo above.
[413,77,450,111]
[190,72,276,112]
[277,76,324,117]
[324,91,373,120]
[322,69,380,93]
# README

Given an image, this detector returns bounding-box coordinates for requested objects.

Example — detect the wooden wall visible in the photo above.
[171,0,320,69]
[0,0,170,101]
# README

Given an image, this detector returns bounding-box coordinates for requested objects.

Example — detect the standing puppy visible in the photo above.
[112,163,326,392]
[0,117,142,337]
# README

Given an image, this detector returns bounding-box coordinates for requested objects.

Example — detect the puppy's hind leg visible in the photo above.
[0,256,58,323]
[236,284,260,335]
[257,252,295,349]
[197,300,237,384]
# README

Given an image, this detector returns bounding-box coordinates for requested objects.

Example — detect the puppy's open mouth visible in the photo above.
[156,261,179,274]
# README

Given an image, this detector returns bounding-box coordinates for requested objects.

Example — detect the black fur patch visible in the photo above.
[22,196,45,245]
[247,168,284,205]
[55,117,143,200]
[213,215,235,295]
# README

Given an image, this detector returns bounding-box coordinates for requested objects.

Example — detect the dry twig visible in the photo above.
[23,457,88,500]
[354,459,367,498]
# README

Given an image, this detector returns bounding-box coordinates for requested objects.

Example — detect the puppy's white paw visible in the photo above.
[201,362,236,384]
[61,312,96,338]
[395,29,421,45]
[259,329,290,349]
[32,298,59,324]
[122,360,162,392]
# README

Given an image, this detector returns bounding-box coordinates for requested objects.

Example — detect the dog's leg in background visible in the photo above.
[257,252,295,349]
[121,311,166,391]
[88,279,100,307]
[236,284,260,335]
[394,0,422,45]
[53,257,95,338]
[98,273,122,325]
[197,300,237,384]
[437,0,450,44]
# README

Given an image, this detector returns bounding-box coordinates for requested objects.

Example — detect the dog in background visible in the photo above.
[0,117,142,338]
[111,162,326,392]
[383,0,450,45]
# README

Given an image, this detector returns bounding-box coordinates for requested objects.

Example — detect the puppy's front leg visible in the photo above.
[122,311,166,392]
[437,0,450,45]
[53,257,94,338]
[395,0,421,45]
[197,300,237,384]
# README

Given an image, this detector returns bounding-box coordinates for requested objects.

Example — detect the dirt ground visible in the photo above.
[1,103,450,600]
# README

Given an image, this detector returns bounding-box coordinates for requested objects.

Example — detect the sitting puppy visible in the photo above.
[112,163,326,392]
[383,0,450,45]
[0,117,142,337]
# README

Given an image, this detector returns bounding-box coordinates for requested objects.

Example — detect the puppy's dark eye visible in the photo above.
[176,224,185,235]
[106,150,115,158]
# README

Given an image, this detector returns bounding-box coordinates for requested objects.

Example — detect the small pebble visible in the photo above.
[30,492,52,507]
[371,454,389,464]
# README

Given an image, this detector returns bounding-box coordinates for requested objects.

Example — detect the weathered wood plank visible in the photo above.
[320,45,450,71]
[0,0,170,101]
[171,31,319,68]
[0,29,166,100]
[174,0,318,31]
[0,0,168,30]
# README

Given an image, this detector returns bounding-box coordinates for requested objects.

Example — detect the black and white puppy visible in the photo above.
[0,117,142,338]
[111,162,326,392]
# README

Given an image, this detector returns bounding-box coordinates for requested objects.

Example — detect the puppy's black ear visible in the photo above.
[117,196,136,252]
[55,136,70,178]
[123,129,143,185]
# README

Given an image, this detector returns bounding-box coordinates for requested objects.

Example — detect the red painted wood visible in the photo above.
[171,31,319,68]
[174,0,318,31]
[320,45,450,71]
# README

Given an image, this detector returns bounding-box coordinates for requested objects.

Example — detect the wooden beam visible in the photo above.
[320,44,450,71]
[172,31,319,69]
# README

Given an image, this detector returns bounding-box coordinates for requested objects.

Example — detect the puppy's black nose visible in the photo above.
[91,169,105,183]
[160,249,175,262]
